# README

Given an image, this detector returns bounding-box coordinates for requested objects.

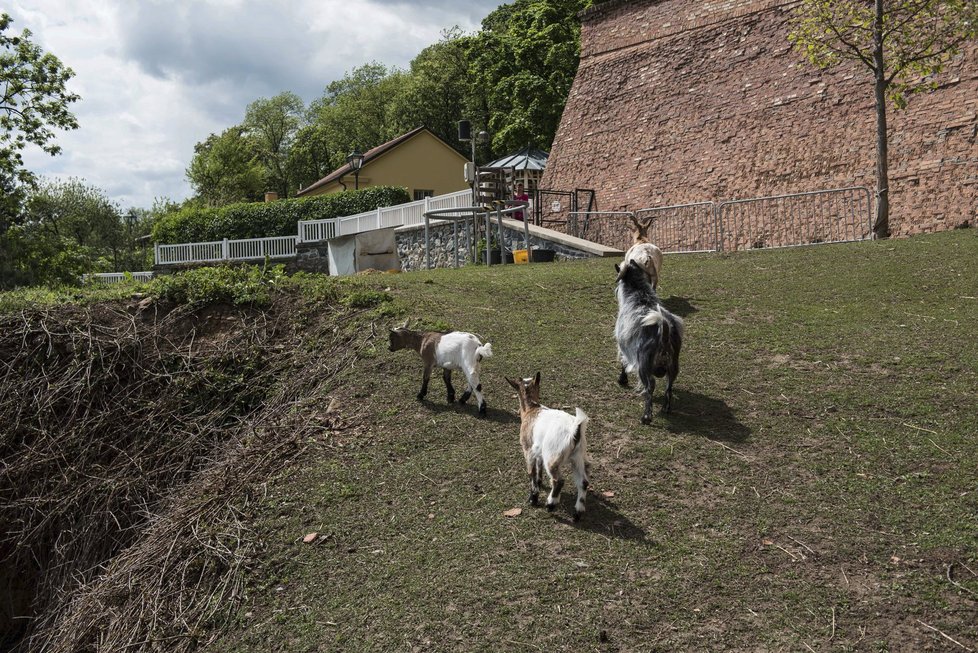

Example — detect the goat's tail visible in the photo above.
[572,407,589,448]
[475,342,493,362]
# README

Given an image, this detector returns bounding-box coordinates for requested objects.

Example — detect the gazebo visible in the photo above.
[485,147,549,193]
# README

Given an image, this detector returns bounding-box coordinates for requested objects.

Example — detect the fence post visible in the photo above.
[222,238,229,260]
[154,243,160,265]
[377,206,383,230]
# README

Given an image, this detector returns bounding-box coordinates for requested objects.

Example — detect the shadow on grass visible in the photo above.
[663,389,750,443]
[545,492,649,542]
[662,295,699,318]
[419,399,521,425]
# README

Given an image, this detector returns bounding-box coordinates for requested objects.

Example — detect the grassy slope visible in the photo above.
[212,231,978,652]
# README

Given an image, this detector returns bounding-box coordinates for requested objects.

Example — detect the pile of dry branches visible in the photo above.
[0,294,376,652]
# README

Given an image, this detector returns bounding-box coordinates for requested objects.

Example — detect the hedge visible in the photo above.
[152,186,411,244]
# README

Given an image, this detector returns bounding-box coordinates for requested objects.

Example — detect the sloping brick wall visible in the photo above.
[542,0,978,238]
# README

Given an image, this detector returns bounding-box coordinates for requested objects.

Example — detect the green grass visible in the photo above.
[206,231,978,652]
[9,232,976,651]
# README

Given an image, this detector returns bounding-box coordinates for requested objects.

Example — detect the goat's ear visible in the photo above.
[533,371,541,387]
[641,217,654,230]
[627,213,642,231]
[505,377,520,390]
[615,263,627,283]
[614,263,621,274]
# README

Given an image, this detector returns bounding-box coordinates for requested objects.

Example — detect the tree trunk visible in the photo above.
[872,0,891,239]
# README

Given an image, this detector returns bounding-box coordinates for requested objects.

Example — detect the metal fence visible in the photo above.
[562,186,872,254]
[717,186,873,251]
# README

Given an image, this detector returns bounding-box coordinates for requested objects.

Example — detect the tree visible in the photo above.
[790,0,978,238]
[243,92,305,198]
[0,13,79,203]
[0,179,122,288]
[309,63,406,171]
[186,127,266,206]
[468,0,590,154]
[388,28,474,150]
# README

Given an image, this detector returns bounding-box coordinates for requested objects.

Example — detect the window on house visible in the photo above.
[413,189,434,201]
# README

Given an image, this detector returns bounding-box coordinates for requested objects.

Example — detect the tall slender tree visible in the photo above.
[790,0,978,238]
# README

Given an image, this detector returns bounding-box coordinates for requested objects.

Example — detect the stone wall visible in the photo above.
[543,0,978,238]
[395,222,602,272]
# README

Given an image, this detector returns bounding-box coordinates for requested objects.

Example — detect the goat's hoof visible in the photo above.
[457,393,471,405]
[640,415,652,425]
[478,404,487,417]
[546,503,557,513]
[528,493,539,506]
[446,395,455,404]
[573,511,583,523]
[617,374,629,387]
[416,394,426,402]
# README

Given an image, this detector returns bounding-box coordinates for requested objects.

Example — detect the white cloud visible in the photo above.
[8,0,501,209]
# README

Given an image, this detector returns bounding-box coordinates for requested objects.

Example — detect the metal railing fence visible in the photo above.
[86,272,155,285]
[563,186,872,255]
[717,186,872,251]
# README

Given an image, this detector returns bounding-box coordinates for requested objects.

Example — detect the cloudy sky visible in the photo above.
[7,0,503,210]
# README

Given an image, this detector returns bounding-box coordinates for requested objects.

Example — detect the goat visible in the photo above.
[505,372,591,521]
[615,259,684,422]
[388,319,492,417]
[625,214,664,289]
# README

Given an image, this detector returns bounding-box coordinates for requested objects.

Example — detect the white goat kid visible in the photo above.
[389,320,493,417]
[506,373,591,521]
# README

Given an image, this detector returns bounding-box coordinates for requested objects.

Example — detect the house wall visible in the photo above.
[542,0,978,238]
[304,132,470,198]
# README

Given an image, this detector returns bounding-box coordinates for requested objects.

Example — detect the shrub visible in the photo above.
[152,265,287,307]
[151,187,411,244]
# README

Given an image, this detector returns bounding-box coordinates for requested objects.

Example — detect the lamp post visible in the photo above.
[347,147,364,190]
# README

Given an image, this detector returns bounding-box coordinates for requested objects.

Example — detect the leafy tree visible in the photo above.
[288,121,334,193]
[0,13,79,206]
[790,0,978,238]
[389,28,474,150]
[243,92,305,198]
[0,179,122,288]
[468,0,590,154]
[186,126,266,206]
[310,63,406,171]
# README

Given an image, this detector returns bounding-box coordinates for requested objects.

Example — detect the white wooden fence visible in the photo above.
[86,272,155,285]
[155,235,298,266]
[297,190,473,243]
[155,190,475,267]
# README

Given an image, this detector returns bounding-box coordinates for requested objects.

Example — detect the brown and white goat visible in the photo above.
[506,372,591,521]
[389,320,492,417]
[624,214,664,290]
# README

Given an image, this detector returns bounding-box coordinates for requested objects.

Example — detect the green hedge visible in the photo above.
[152,186,411,244]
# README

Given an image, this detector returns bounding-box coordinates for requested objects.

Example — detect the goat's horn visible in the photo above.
[400,318,411,329]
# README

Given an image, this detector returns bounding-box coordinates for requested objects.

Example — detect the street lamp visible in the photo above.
[347,147,364,190]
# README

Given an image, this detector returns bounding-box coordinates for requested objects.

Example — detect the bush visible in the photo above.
[151,186,411,244]
[152,265,287,307]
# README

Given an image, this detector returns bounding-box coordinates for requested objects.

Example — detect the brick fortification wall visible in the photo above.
[542,0,978,238]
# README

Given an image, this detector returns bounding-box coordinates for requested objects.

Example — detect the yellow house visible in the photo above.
[297,126,470,200]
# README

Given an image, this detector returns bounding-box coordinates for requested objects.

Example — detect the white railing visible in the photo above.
[297,189,473,243]
[86,272,154,285]
[157,189,478,266]
[156,236,297,266]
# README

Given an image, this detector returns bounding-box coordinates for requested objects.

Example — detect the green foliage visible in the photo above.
[789,0,978,108]
[309,63,408,171]
[468,0,590,153]
[339,288,391,309]
[243,92,305,198]
[186,126,266,206]
[151,185,410,244]
[152,264,287,306]
[0,178,127,289]
[0,13,80,194]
